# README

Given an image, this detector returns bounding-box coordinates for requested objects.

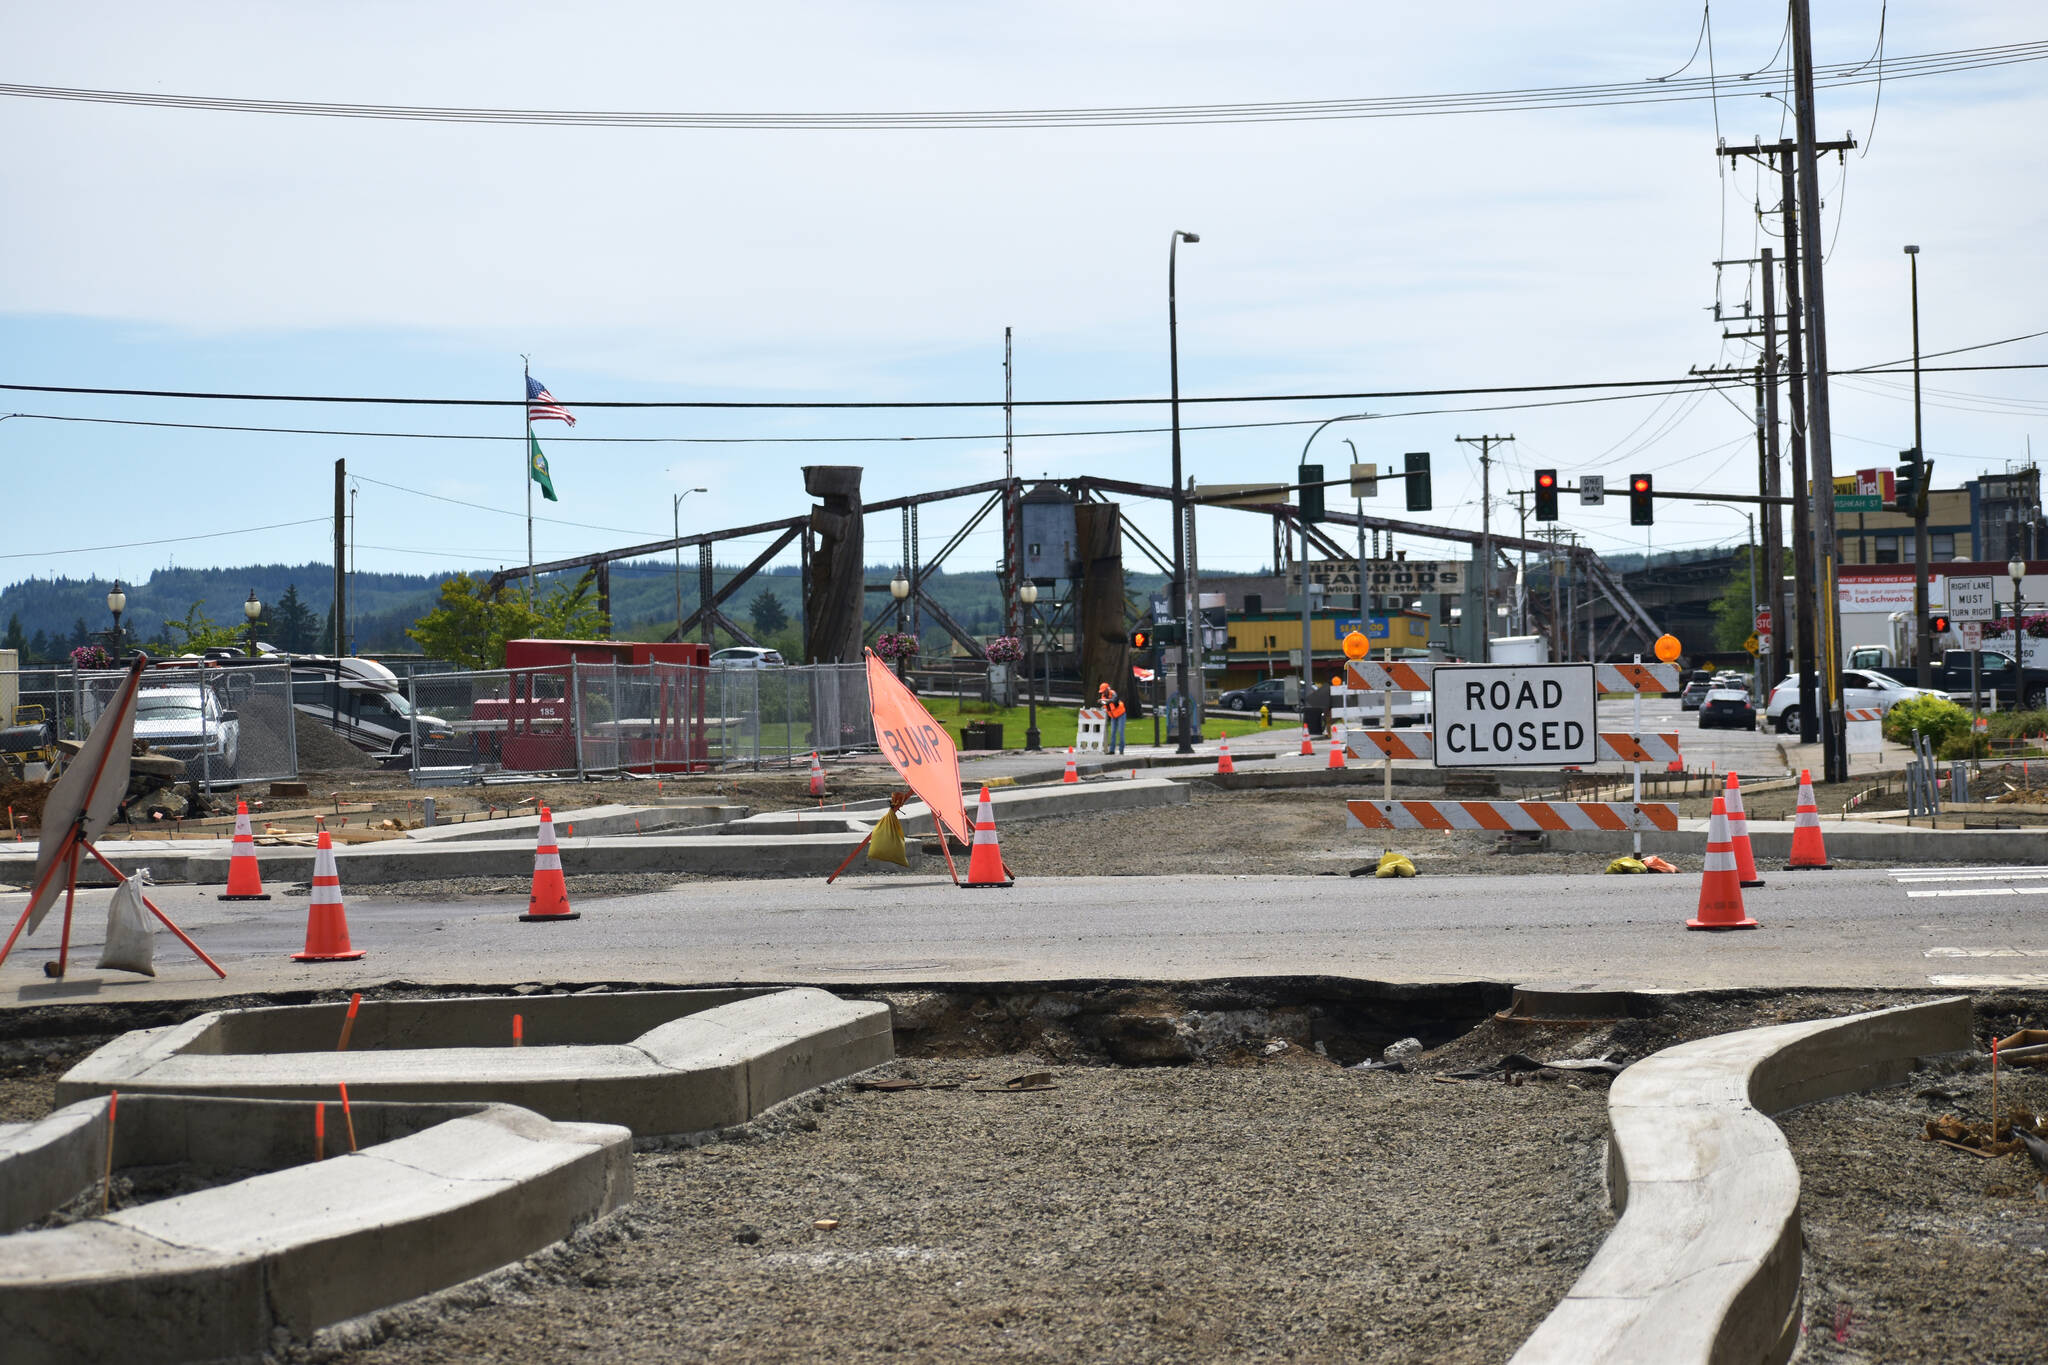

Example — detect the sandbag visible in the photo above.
[97,871,156,977]
[866,810,909,868]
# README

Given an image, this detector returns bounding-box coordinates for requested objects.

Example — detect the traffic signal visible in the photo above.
[1404,452,1432,512]
[1928,613,1951,635]
[1130,628,1151,651]
[1299,464,1324,523]
[1534,469,1559,522]
[1894,447,1925,515]
[1629,474,1654,525]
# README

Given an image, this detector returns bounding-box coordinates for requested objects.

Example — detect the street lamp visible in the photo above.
[2010,558,2027,656]
[1020,581,1041,751]
[243,589,263,658]
[889,574,911,681]
[672,487,708,642]
[105,581,127,656]
[1168,228,1200,754]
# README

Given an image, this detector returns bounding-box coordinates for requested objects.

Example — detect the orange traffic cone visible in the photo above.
[292,831,365,961]
[520,805,579,922]
[1216,737,1236,775]
[808,752,826,798]
[219,800,271,901]
[1723,772,1763,888]
[1327,732,1347,770]
[963,785,1013,888]
[1299,724,1314,757]
[1688,796,1758,930]
[1062,748,1079,784]
[1786,768,1832,870]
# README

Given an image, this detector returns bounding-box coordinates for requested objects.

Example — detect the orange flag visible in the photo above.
[864,649,970,845]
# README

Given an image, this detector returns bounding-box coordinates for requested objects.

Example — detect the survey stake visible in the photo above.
[1430,664,1598,768]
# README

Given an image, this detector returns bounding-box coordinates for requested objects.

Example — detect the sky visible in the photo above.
[2,1,2044,604]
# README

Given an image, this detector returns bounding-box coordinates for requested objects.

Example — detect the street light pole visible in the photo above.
[672,487,706,642]
[106,581,127,657]
[1168,228,1199,754]
[243,590,263,658]
[1905,245,1931,688]
[1020,582,1041,751]
[889,573,911,682]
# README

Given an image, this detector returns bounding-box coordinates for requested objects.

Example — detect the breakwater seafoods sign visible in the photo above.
[1431,664,1597,767]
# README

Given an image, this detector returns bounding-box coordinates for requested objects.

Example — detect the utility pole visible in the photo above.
[1515,491,1530,635]
[1792,0,1848,782]
[1761,249,1790,690]
[332,458,347,657]
[1456,434,1513,662]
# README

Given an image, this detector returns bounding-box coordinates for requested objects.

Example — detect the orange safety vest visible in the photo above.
[1107,699,1125,719]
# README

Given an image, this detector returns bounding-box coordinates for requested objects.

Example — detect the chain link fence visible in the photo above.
[405,661,872,781]
[69,663,299,790]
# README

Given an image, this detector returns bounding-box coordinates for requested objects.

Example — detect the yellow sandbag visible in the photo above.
[1374,851,1416,878]
[866,809,909,867]
[1605,856,1648,874]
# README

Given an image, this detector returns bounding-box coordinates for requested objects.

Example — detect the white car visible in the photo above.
[133,686,239,776]
[709,647,786,669]
[1766,670,1945,735]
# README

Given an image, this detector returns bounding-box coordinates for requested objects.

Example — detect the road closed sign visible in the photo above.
[1430,664,1598,767]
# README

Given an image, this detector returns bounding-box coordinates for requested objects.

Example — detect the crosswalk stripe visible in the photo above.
[1891,865,2048,877]
[1904,886,2048,898]
[1929,973,2048,987]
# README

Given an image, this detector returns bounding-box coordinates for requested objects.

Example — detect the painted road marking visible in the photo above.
[1929,974,2048,987]
[1924,947,2048,957]
[1905,886,2048,898]
[1891,865,2048,878]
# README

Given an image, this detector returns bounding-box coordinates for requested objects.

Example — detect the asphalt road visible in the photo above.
[5,862,2045,1008]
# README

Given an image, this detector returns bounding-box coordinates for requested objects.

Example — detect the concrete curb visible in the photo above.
[1544,819,2048,862]
[405,801,747,843]
[56,986,895,1138]
[0,1095,630,1364]
[1509,995,1972,1365]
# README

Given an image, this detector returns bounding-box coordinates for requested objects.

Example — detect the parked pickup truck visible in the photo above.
[1850,648,2048,712]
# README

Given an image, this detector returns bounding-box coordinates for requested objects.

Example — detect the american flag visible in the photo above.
[526,374,575,426]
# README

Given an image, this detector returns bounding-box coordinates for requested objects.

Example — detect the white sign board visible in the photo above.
[1958,621,1983,648]
[1429,664,1597,768]
[1579,475,1605,506]
[1949,575,1996,622]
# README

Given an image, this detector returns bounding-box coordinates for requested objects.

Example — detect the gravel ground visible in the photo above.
[307,1054,1612,1365]
[1783,1060,2048,1362]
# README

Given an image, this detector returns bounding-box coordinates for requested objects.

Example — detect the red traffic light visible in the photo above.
[1631,476,1651,494]
[1536,471,1556,490]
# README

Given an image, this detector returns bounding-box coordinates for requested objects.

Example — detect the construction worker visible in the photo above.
[1104,687,1127,754]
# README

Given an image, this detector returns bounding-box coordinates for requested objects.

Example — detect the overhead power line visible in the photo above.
[0,362,2033,411]
[0,40,2039,129]
[0,517,327,561]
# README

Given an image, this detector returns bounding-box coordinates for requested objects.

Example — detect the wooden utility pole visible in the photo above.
[1792,0,1848,782]
[332,458,347,657]
[1761,249,1791,690]
[1456,435,1514,662]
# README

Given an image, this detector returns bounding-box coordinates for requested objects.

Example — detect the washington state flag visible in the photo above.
[528,430,558,502]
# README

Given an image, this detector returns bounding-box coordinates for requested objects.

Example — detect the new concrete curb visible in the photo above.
[1509,995,1973,1365]
[405,801,748,843]
[1544,819,2048,862]
[56,986,895,1138]
[0,1095,631,1364]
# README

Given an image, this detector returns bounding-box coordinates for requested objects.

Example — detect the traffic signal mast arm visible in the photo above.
[1509,483,1795,507]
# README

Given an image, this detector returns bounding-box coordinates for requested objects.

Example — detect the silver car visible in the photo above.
[133,686,239,776]
[709,647,786,669]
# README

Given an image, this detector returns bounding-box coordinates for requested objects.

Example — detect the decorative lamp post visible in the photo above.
[1168,228,1199,754]
[243,589,263,658]
[106,581,127,656]
[2011,558,2027,659]
[889,574,911,680]
[1020,582,1041,751]
[672,486,707,642]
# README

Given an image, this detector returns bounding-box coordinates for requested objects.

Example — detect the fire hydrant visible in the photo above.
[1259,703,1272,728]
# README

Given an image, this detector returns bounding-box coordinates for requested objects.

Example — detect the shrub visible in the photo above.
[1881,694,1971,750]
[1936,732,1989,761]
[1985,710,2048,741]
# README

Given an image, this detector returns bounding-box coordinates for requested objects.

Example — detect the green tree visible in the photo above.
[749,587,789,636]
[1,614,24,655]
[406,570,610,669]
[69,618,91,649]
[1707,546,1792,653]
[156,600,249,654]
[27,629,52,664]
[272,584,320,652]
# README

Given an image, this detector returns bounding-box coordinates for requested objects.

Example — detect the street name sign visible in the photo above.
[1429,663,1597,767]
[1949,576,1995,622]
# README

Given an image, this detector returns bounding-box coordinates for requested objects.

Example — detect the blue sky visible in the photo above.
[3,1,2044,600]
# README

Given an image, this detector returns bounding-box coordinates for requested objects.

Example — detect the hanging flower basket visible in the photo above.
[71,644,113,671]
[874,632,920,661]
[984,635,1024,664]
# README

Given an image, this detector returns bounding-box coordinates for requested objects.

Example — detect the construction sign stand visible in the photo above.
[0,656,225,981]
[850,649,979,887]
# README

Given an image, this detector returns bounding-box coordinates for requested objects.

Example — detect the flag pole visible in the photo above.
[523,357,534,611]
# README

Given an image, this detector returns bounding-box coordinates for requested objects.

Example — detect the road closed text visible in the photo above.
[1429,664,1598,768]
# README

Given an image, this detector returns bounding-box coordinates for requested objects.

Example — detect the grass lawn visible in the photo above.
[915,695,1287,749]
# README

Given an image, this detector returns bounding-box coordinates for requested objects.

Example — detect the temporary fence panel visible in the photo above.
[407,661,872,780]
[73,663,299,790]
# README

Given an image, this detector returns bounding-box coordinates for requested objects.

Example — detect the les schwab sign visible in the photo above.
[1430,664,1598,768]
